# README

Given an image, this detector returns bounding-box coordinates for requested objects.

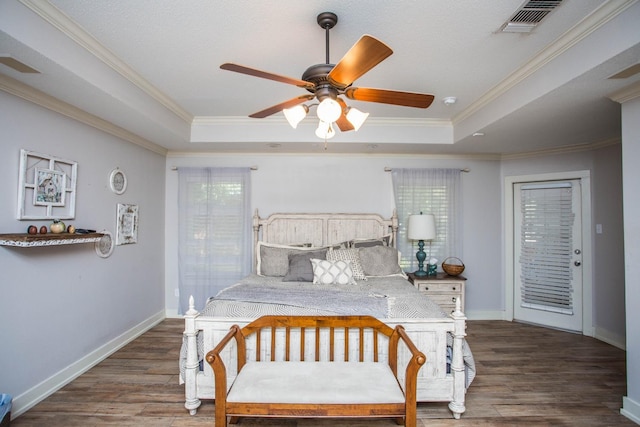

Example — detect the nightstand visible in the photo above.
[407,272,466,314]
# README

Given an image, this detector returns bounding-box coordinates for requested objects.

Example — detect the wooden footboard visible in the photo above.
[183,297,468,419]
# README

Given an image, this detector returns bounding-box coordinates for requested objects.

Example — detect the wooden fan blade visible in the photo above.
[335,98,354,132]
[327,35,393,88]
[221,63,315,90]
[344,87,434,108]
[249,95,314,118]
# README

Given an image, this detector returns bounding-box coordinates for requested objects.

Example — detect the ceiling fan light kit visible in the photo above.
[316,98,342,123]
[220,11,434,141]
[315,121,336,139]
[283,105,308,129]
[346,107,369,131]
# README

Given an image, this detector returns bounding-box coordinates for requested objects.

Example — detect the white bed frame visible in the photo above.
[183,210,467,419]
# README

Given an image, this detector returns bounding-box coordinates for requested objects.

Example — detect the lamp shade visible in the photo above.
[346,107,369,131]
[407,214,436,240]
[315,121,335,139]
[283,105,308,128]
[316,98,342,123]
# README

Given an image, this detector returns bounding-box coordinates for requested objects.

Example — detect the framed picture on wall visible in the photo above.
[17,149,77,220]
[109,168,127,195]
[116,203,138,245]
[34,168,66,206]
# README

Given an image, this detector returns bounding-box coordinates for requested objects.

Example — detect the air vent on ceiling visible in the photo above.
[501,0,563,33]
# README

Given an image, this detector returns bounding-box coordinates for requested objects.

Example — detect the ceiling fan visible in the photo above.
[220,12,435,138]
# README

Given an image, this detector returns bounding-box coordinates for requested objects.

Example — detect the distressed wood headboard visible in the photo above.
[252,210,398,250]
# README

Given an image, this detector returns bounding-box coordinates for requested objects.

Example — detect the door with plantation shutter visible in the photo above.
[514,180,583,332]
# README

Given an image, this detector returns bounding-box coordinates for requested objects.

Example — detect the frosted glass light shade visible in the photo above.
[316,98,342,123]
[408,214,436,240]
[315,121,335,139]
[283,105,308,128]
[346,107,369,131]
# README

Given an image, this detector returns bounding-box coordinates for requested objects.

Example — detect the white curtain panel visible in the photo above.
[178,167,252,313]
[391,168,462,272]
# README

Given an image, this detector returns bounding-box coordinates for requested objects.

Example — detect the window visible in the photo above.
[178,168,251,313]
[392,169,462,271]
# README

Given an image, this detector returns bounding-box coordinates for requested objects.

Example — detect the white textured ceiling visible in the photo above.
[1,0,639,155]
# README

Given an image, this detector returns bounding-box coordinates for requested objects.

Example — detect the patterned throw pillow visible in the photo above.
[326,248,367,280]
[310,258,356,285]
[359,245,405,277]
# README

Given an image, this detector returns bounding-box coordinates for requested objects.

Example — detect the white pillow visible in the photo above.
[310,258,356,285]
[327,248,367,281]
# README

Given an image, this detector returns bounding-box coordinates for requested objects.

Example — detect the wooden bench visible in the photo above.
[205,315,426,427]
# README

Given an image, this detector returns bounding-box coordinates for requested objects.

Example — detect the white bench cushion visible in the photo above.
[227,361,405,404]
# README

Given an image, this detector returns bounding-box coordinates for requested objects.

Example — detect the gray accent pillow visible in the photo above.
[257,242,322,277]
[350,234,393,248]
[359,245,404,277]
[283,249,327,282]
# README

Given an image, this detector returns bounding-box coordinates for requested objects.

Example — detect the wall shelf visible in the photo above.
[0,232,104,247]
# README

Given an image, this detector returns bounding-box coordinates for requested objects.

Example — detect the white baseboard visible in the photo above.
[621,396,640,424]
[11,310,165,418]
[165,308,181,319]
[465,310,506,320]
[593,325,626,350]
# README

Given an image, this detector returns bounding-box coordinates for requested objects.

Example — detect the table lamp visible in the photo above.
[408,213,436,277]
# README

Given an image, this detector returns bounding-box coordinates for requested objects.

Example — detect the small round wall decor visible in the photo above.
[109,168,127,194]
[95,230,114,258]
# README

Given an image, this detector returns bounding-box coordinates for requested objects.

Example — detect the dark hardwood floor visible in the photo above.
[11,319,634,426]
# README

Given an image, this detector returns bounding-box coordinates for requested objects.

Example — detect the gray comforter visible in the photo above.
[201,274,448,319]
[180,274,475,386]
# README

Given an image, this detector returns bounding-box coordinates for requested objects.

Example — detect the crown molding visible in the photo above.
[166,150,502,161]
[499,137,620,160]
[18,0,193,124]
[0,73,168,156]
[608,80,640,103]
[454,0,638,125]
[191,115,451,128]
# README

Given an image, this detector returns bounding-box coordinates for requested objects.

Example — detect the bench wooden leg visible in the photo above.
[394,416,405,425]
[229,416,240,424]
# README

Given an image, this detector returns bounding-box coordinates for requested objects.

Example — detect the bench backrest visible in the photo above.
[239,315,396,365]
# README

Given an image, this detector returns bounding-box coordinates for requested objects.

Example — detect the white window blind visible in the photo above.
[391,168,461,271]
[519,183,575,314]
[177,167,252,314]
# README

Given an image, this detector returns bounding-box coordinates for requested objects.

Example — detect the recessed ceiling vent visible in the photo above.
[501,0,563,33]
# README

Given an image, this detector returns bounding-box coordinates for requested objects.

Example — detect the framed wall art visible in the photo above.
[95,230,115,258]
[116,203,138,245]
[17,149,77,220]
[109,167,127,195]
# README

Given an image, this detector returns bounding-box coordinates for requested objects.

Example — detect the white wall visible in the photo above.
[165,147,625,331]
[591,144,626,339]
[0,92,166,415]
[501,145,626,345]
[164,154,502,317]
[621,96,640,423]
